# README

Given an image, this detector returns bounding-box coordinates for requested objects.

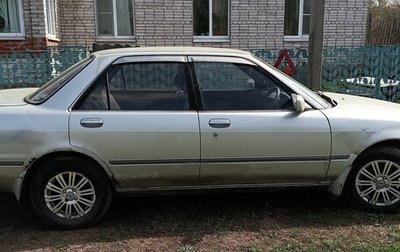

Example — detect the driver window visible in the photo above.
[193,62,293,110]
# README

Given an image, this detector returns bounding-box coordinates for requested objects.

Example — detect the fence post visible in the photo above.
[307,0,325,90]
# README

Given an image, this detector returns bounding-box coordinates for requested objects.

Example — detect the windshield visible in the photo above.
[252,55,332,108]
[26,56,93,104]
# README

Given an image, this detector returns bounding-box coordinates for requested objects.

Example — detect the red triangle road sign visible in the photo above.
[274,49,296,75]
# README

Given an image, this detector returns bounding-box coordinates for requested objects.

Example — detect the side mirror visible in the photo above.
[291,94,306,113]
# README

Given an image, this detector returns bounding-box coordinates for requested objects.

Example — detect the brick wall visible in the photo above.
[230,0,285,50]
[28,0,47,39]
[58,0,96,47]
[60,0,368,50]
[0,0,369,51]
[0,38,49,51]
[283,0,368,49]
[60,0,290,50]
[135,0,193,46]
[323,0,368,47]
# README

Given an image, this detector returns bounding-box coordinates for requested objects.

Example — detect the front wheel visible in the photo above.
[30,157,112,229]
[345,147,400,212]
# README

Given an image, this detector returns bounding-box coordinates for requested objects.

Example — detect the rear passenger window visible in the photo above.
[78,62,191,111]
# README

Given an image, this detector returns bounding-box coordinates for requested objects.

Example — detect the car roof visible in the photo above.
[92,47,252,58]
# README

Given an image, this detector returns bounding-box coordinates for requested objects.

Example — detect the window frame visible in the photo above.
[284,0,310,42]
[0,0,25,39]
[45,0,57,38]
[193,0,230,43]
[73,58,197,112]
[95,0,135,40]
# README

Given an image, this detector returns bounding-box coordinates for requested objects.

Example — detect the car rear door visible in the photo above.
[190,56,332,185]
[69,56,200,189]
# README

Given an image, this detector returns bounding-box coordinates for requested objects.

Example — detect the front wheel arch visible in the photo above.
[352,140,400,170]
[340,140,400,195]
[329,140,400,197]
[19,151,116,205]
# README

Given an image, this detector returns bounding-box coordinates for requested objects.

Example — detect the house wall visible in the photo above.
[323,0,368,47]
[230,0,285,50]
[58,0,96,47]
[134,0,192,47]
[0,0,59,51]
[283,0,368,49]
[0,0,369,51]
[132,0,285,49]
[58,0,288,49]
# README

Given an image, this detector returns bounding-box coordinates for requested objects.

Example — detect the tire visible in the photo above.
[30,157,112,229]
[345,147,400,213]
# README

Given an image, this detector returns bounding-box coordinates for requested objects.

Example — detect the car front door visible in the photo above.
[190,56,332,185]
[69,56,200,189]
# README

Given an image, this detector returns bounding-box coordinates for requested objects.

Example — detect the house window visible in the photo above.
[0,0,24,38]
[96,0,134,38]
[193,0,229,41]
[284,0,310,41]
[46,0,56,37]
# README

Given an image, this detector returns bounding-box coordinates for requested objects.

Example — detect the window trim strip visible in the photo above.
[0,161,24,167]
[73,57,197,111]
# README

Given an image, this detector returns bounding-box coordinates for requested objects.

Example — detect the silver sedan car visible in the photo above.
[1,47,400,229]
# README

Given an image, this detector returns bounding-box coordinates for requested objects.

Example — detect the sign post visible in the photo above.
[307,0,325,90]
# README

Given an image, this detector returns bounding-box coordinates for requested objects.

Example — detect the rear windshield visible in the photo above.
[26,56,93,104]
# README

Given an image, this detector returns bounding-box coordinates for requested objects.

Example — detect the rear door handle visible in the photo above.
[209,118,231,128]
[80,118,104,128]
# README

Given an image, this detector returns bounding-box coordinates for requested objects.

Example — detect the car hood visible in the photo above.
[0,88,38,106]
[321,92,400,136]
[323,92,400,112]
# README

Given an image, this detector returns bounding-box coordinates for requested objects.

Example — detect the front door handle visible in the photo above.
[80,118,104,128]
[209,118,231,128]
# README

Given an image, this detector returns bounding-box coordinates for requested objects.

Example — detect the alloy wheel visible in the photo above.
[355,160,400,207]
[44,171,96,219]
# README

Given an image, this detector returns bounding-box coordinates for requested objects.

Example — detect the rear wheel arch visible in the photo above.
[20,151,116,204]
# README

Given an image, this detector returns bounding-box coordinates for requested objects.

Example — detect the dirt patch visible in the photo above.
[1,189,400,251]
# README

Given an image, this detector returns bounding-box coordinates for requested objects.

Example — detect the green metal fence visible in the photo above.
[254,46,400,102]
[0,46,399,102]
[0,46,89,88]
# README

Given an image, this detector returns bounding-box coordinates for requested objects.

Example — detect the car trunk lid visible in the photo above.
[0,88,39,106]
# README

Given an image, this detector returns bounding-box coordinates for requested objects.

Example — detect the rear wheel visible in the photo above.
[30,157,112,229]
[346,147,400,212]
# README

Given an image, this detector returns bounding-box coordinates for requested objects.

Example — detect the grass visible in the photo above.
[1,189,400,251]
[178,245,198,252]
